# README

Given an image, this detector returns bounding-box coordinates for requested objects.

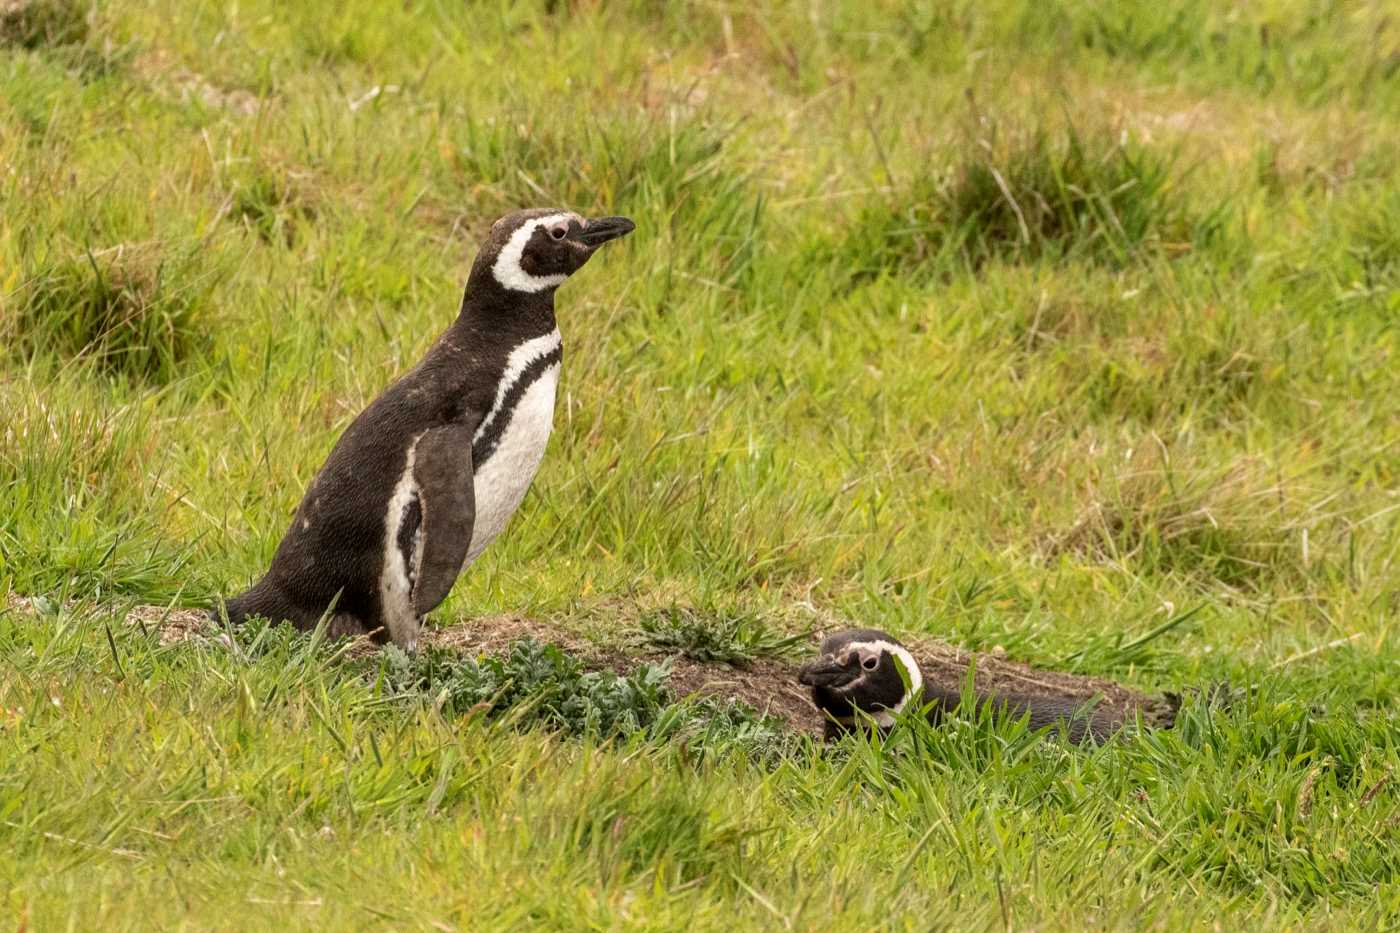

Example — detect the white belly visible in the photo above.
[464,364,558,565]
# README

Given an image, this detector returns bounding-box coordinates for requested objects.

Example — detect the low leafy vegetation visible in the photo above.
[223,620,795,756]
[375,639,672,737]
[632,604,808,665]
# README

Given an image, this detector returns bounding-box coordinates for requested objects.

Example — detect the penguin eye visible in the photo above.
[549,225,567,240]
[861,655,878,671]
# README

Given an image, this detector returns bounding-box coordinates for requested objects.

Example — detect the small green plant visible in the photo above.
[633,605,809,665]
[364,637,797,755]
[651,695,799,762]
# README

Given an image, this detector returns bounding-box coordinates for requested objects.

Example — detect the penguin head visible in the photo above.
[798,629,924,730]
[474,208,635,295]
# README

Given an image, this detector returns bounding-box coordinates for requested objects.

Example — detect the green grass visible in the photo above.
[2,0,1398,928]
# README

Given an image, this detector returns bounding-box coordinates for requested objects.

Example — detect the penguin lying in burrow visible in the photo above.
[799,629,1183,744]
[214,209,635,651]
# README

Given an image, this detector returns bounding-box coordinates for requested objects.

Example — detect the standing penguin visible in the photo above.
[798,629,1159,744]
[216,209,634,650]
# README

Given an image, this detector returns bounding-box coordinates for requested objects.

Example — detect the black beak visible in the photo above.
[578,215,635,248]
[798,657,857,689]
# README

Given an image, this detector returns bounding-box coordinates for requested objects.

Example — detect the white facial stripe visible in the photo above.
[472,329,562,446]
[841,638,924,717]
[880,641,924,715]
[491,213,575,293]
[379,434,423,651]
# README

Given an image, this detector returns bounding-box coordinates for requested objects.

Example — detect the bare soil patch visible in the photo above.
[639,656,822,736]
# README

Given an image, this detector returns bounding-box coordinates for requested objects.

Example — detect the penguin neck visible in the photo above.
[454,276,559,345]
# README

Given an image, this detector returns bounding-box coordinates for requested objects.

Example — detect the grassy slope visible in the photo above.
[2,0,1398,927]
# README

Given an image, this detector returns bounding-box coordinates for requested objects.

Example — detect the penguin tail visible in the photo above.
[209,582,367,643]
[208,592,250,627]
[210,580,298,629]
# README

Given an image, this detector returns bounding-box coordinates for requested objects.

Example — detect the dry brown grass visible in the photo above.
[1045,444,1337,592]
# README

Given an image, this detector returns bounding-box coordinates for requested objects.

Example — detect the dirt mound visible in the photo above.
[419,618,1174,738]
[4,595,1176,737]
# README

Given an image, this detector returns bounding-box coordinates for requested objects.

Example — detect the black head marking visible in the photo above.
[468,209,635,296]
[798,629,924,731]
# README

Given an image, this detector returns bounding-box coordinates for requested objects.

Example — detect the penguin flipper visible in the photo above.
[410,424,477,615]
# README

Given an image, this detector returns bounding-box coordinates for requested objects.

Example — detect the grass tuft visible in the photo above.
[8,242,218,381]
[0,0,125,76]
[0,382,208,600]
[839,123,1218,279]
[0,0,87,50]
[1047,449,1334,591]
[946,128,1197,265]
[1341,189,1400,287]
[226,164,318,246]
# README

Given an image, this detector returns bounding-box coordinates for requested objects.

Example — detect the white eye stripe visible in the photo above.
[491,213,575,293]
[842,639,924,715]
